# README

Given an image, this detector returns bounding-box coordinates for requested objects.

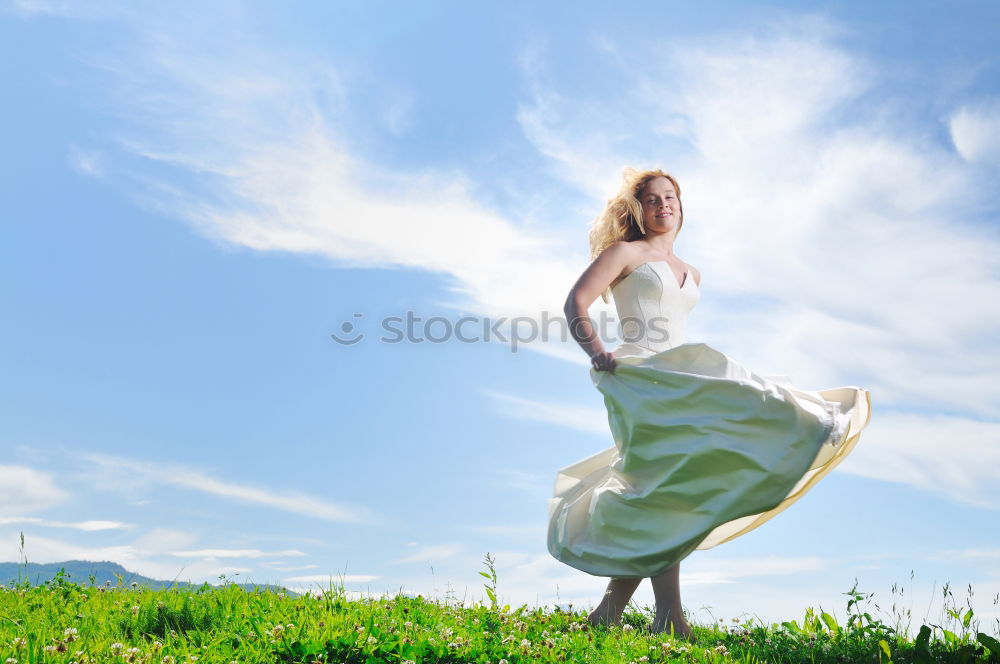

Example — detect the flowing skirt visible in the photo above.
[547,342,871,578]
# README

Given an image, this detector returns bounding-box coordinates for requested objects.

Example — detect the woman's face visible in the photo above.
[639,176,681,235]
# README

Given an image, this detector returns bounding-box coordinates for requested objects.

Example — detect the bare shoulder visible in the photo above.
[593,240,641,272]
[601,240,643,261]
[598,241,647,285]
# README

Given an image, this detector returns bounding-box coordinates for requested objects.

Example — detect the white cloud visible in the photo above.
[837,412,1000,509]
[0,530,140,566]
[492,469,549,495]
[393,543,464,564]
[516,18,1000,422]
[282,574,378,584]
[0,529,312,588]
[483,390,608,435]
[680,554,828,585]
[6,0,75,17]
[171,548,306,559]
[82,26,582,330]
[260,562,319,572]
[69,145,106,178]
[0,517,130,531]
[926,547,1000,562]
[950,100,1000,163]
[0,465,69,513]
[469,523,547,539]
[131,528,199,554]
[82,453,372,523]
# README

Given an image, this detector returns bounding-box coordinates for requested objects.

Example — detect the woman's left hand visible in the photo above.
[590,350,617,373]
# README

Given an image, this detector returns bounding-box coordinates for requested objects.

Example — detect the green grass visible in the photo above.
[1,562,998,664]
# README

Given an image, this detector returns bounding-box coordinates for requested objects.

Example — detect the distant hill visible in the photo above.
[0,560,294,595]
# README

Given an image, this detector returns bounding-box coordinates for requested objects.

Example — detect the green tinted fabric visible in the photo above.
[547,260,871,579]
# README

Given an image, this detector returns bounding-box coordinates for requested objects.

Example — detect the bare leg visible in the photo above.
[588,577,641,627]
[650,563,692,639]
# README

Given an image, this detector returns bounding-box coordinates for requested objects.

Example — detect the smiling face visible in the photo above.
[638,176,682,235]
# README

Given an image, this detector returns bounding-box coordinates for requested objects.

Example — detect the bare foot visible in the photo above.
[587,608,619,628]
[651,613,693,640]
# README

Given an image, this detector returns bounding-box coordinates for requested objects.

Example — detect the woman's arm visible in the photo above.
[563,242,632,372]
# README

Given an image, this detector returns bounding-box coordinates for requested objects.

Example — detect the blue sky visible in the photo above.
[2,0,999,634]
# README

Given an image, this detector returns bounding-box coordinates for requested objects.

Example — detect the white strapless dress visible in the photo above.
[547,261,871,578]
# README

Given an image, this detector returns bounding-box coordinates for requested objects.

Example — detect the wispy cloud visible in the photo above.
[393,543,463,565]
[171,548,307,559]
[69,145,106,178]
[517,17,1000,420]
[0,517,130,531]
[681,554,828,586]
[491,469,550,495]
[949,100,1000,163]
[468,523,546,539]
[0,531,141,567]
[838,412,1000,509]
[260,562,319,572]
[282,574,378,584]
[483,390,607,435]
[0,465,69,513]
[82,453,373,523]
[927,547,1000,561]
[68,13,582,330]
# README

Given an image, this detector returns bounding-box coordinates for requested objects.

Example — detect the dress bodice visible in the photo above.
[610,260,699,357]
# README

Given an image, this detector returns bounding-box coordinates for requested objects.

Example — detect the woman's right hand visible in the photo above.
[590,350,617,373]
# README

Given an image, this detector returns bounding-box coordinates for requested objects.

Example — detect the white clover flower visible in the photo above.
[520,638,531,648]
[499,660,508,664]
[161,656,174,664]
[639,657,649,662]
[622,624,635,632]
[366,636,377,645]
[64,627,79,641]
[43,647,57,653]
[714,644,729,654]
[131,606,140,616]
[5,658,17,664]
[111,643,124,652]
[12,638,27,649]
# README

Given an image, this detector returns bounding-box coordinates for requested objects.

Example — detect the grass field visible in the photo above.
[2,554,998,664]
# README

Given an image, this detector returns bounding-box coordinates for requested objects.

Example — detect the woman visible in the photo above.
[548,168,871,639]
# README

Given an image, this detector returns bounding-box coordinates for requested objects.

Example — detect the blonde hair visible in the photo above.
[589,167,684,302]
